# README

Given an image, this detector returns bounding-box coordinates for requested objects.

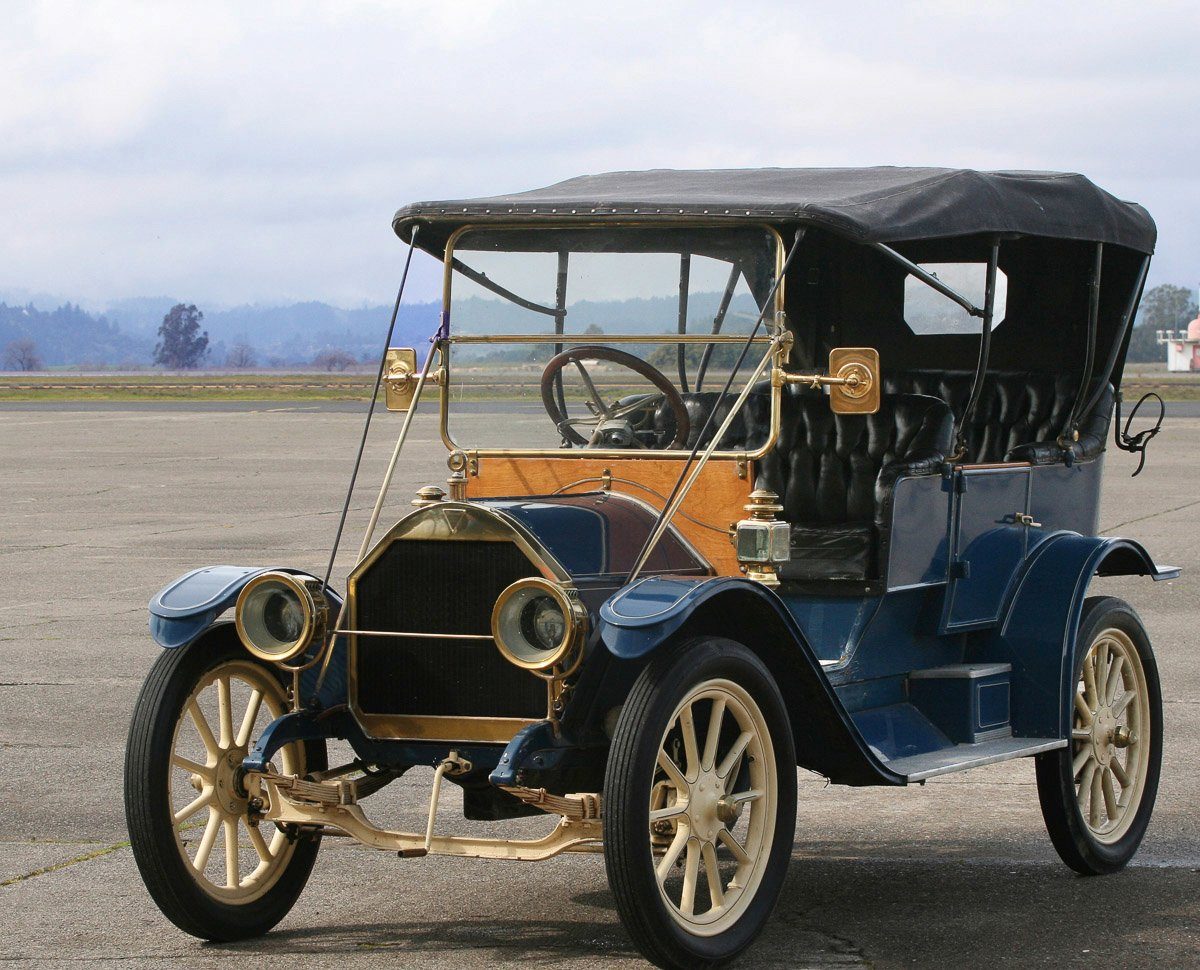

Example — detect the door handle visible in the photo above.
[1014,512,1042,528]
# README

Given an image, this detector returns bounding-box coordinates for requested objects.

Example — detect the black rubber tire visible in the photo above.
[604,637,797,969]
[124,630,326,940]
[1035,596,1162,875]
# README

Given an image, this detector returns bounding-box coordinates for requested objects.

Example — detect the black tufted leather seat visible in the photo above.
[754,392,954,581]
[882,370,1113,465]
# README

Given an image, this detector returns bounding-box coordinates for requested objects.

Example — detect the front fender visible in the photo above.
[147,565,347,708]
[148,564,343,648]
[599,576,903,786]
[985,534,1177,739]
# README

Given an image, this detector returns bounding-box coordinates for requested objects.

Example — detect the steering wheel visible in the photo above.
[540,345,691,449]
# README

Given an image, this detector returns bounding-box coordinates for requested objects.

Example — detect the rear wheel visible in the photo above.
[1035,596,1162,875]
[124,629,325,940]
[604,637,797,968]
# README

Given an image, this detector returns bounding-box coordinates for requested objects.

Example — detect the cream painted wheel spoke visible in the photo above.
[1088,763,1104,827]
[192,810,221,873]
[236,689,264,749]
[1101,768,1119,820]
[1113,690,1137,718]
[1072,746,1093,778]
[1074,691,1093,726]
[187,699,219,756]
[217,676,234,749]
[1071,728,1091,742]
[1082,657,1099,708]
[650,802,689,824]
[728,788,763,807]
[224,817,240,889]
[680,840,700,917]
[1094,643,1110,704]
[657,826,690,883]
[701,698,726,772]
[246,821,273,864]
[718,827,751,866]
[679,704,700,780]
[1105,656,1124,706]
[1079,761,1096,799]
[1111,757,1130,788]
[657,750,688,792]
[171,754,210,777]
[702,841,725,908]
[716,731,752,781]
[174,790,211,826]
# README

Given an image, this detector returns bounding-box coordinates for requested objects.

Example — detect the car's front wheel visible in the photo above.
[604,637,797,968]
[1035,596,1162,875]
[124,627,325,940]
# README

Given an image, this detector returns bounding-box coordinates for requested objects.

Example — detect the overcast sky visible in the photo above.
[3,1,1198,310]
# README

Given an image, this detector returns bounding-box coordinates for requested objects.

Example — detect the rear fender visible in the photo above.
[984,533,1177,739]
[599,577,903,786]
[146,564,347,708]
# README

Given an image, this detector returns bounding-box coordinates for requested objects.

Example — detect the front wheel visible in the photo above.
[124,628,325,940]
[1035,596,1163,875]
[604,637,797,969]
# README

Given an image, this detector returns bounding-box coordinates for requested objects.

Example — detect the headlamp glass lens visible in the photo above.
[240,578,310,659]
[520,595,566,651]
[263,589,304,644]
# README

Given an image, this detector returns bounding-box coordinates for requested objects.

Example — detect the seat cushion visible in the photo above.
[883,369,1112,465]
[777,523,874,582]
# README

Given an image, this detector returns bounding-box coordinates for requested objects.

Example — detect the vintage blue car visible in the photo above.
[125,168,1174,968]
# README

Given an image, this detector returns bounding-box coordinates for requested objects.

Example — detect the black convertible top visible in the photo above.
[393,167,1155,254]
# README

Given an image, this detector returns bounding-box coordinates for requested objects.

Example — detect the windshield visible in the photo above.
[442,226,780,454]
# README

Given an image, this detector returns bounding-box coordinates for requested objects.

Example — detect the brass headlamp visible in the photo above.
[235,572,329,666]
[491,578,586,677]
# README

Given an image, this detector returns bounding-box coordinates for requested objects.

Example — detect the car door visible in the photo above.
[940,465,1032,631]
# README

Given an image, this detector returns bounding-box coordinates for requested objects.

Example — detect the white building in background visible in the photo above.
[1158,312,1200,372]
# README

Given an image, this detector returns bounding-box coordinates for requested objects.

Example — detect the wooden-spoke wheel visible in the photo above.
[1069,626,1151,844]
[1036,596,1162,875]
[126,628,325,940]
[168,659,299,901]
[605,637,796,969]
[651,679,777,935]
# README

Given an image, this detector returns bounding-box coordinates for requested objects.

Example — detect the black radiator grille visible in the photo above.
[353,539,547,719]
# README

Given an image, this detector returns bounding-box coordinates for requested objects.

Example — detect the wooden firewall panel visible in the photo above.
[465,456,752,575]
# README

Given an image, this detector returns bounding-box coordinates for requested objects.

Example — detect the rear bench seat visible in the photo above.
[883,370,1113,466]
[655,369,1114,582]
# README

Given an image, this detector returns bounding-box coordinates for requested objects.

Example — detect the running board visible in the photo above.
[888,737,1066,782]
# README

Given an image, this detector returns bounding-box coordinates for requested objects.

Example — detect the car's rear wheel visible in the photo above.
[124,628,325,940]
[604,637,796,968]
[1035,596,1162,875]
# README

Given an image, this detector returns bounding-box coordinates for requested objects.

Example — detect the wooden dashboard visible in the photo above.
[465,456,752,575]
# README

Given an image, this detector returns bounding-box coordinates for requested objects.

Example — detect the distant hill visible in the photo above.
[1,290,761,368]
[0,303,151,367]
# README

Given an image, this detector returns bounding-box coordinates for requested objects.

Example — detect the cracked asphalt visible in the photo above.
[1,404,1198,967]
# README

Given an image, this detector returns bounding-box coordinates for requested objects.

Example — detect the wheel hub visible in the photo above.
[214,746,250,816]
[1090,707,1117,768]
[685,770,727,843]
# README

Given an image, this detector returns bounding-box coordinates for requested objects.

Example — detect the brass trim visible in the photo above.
[437,221,786,462]
[490,577,586,672]
[234,571,326,665]
[450,333,773,345]
[354,714,537,744]
[344,502,573,744]
[382,347,418,411]
[336,629,494,641]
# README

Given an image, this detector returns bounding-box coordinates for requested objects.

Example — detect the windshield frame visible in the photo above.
[435,220,787,462]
